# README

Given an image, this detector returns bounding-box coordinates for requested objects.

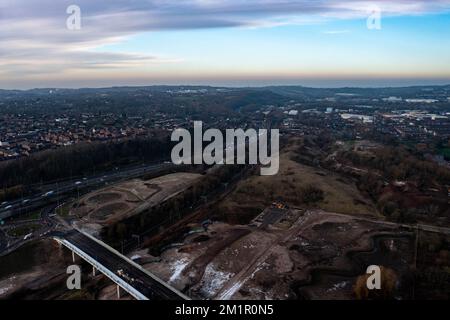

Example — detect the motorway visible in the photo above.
[0,161,174,221]
[58,229,187,300]
[0,160,190,300]
[0,161,176,256]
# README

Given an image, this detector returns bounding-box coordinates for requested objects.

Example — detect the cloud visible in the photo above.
[0,0,450,85]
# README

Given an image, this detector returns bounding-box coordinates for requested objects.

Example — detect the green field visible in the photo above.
[56,203,72,217]
[6,223,42,238]
[14,209,41,221]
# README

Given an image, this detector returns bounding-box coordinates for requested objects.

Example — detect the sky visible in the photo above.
[1,0,450,89]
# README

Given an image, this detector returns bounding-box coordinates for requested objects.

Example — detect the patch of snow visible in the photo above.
[218,263,265,300]
[169,258,189,284]
[0,284,12,296]
[326,281,349,292]
[0,277,15,296]
[200,263,234,298]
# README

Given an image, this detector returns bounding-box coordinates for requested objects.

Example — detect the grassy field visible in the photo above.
[57,202,72,217]
[439,147,450,160]
[13,209,41,221]
[213,139,379,224]
[6,223,42,238]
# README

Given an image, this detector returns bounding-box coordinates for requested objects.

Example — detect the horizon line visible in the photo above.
[2,82,450,92]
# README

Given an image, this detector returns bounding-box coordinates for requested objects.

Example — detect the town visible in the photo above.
[2,86,449,168]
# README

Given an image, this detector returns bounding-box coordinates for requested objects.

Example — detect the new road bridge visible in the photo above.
[53,229,189,300]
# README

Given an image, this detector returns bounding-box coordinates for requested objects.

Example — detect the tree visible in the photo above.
[353,266,398,300]
[116,223,127,240]
[301,185,324,204]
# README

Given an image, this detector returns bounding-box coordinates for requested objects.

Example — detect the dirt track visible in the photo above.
[70,172,202,234]
[136,209,417,300]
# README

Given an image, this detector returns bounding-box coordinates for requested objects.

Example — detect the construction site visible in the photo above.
[67,172,203,236]
[117,207,425,300]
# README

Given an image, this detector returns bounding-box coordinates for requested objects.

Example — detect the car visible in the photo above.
[5,205,12,210]
[75,181,82,185]
[22,199,29,204]
[23,233,33,240]
[42,191,54,197]
[116,269,137,283]
[117,269,125,277]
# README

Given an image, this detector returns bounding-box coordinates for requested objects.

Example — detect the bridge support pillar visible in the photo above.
[92,266,96,277]
[72,251,76,263]
[116,285,121,299]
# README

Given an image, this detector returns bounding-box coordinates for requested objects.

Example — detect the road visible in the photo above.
[216,210,309,300]
[0,204,58,257]
[59,229,187,300]
[319,210,450,235]
[0,161,176,256]
[0,162,174,221]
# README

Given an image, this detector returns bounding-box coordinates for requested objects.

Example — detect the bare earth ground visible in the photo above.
[0,239,75,299]
[0,238,135,300]
[71,172,202,235]
[130,208,414,300]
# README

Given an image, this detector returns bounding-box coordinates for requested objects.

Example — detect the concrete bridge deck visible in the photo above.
[54,229,189,300]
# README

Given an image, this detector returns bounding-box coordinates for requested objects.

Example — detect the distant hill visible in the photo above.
[261,85,450,99]
[0,84,449,115]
